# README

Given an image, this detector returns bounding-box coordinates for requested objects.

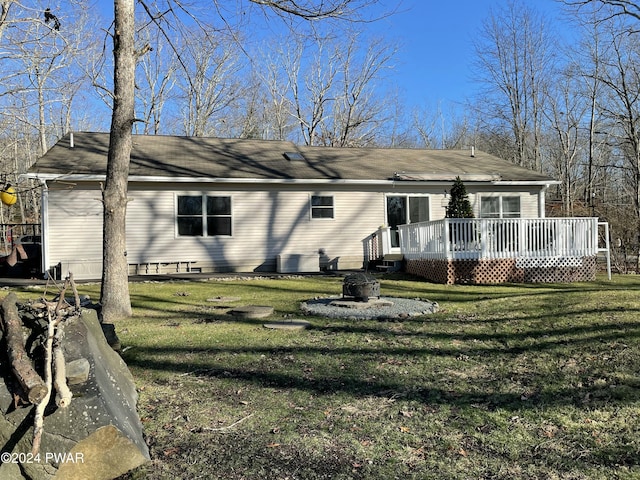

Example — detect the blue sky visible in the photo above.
[378,0,567,109]
[96,0,569,118]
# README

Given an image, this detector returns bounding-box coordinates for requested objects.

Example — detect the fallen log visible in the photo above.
[1,292,47,404]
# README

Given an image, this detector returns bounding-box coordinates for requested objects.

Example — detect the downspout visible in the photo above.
[539,184,549,218]
[40,181,50,278]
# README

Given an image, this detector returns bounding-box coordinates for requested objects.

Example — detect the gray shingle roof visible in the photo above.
[28,132,556,183]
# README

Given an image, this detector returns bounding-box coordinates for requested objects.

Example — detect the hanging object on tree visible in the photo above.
[1,185,17,206]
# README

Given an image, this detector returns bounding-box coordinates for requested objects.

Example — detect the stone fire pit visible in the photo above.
[300,272,438,319]
[342,272,380,301]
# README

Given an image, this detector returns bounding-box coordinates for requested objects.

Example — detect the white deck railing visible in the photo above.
[398,217,600,261]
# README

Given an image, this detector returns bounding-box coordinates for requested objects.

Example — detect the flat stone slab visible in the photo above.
[229,305,274,319]
[263,320,311,330]
[330,298,394,309]
[207,296,241,303]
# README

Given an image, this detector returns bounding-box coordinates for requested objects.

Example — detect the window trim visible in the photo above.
[479,195,521,219]
[310,194,335,220]
[385,194,432,225]
[385,194,431,250]
[176,193,233,237]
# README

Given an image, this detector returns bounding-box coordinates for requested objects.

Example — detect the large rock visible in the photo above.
[0,309,149,479]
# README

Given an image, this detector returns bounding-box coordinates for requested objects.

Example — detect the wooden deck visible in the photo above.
[368,218,610,284]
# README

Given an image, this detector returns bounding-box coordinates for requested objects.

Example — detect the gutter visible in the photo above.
[491,180,561,186]
[24,173,559,188]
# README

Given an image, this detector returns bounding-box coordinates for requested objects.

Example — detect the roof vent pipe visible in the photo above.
[470,146,475,157]
[69,132,74,148]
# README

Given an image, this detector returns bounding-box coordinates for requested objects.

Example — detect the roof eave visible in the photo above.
[493,180,561,186]
[22,173,558,187]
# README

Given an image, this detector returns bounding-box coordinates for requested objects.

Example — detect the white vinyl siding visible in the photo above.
[123,187,388,267]
[41,181,546,275]
[46,188,103,264]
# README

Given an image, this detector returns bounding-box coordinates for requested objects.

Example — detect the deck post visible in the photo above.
[598,221,611,280]
[519,219,526,258]
[379,227,392,257]
[443,218,451,260]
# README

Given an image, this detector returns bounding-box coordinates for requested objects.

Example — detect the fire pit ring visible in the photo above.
[342,273,380,302]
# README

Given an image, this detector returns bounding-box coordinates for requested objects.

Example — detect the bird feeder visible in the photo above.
[1,185,17,206]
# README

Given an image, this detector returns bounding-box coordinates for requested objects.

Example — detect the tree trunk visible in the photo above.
[1,292,48,404]
[100,0,134,322]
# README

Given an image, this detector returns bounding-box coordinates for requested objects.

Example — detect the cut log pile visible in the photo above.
[1,276,81,455]
[0,275,149,480]
[1,292,48,405]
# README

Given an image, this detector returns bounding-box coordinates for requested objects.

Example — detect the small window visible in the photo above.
[177,195,232,236]
[311,195,334,219]
[480,196,520,218]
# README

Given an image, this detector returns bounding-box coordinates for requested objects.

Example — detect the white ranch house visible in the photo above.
[25,132,606,283]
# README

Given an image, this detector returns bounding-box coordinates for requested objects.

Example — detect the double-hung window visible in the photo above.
[177,195,232,236]
[311,195,334,219]
[480,196,521,218]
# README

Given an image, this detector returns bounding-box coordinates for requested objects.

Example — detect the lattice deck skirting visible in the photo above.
[405,256,597,284]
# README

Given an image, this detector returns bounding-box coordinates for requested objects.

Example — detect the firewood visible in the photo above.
[53,322,72,408]
[32,310,56,456]
[1,292,47,404]
[69,273,81,310]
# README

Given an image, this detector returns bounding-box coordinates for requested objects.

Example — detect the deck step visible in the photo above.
[375,254,404,272]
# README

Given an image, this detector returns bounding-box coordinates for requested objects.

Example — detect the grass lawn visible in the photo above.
[57,274,640,478]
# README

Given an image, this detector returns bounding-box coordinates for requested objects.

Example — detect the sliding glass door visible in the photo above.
[386,196,430,248]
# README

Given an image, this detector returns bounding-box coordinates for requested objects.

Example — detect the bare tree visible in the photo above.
[286,35,336,145]
[252,56,295,140]
[0,2,95,155]
[135,27,178,135]
[578,16,606,213]
[176,29,243,137]
[564,0,640,23]
[599,27,640,267]
[222,71,288,139]
[101,0,136,322]
[543,64,586,216]
[411,107,440,149]
[473,0,554,170]
[0,2,100,239]
[411,102,472,149]
[382,96,416,148]
[270,29,395,146]
[323,33,396,147]
[0,0,13,41]
[564,6,609,215]
[557,0,640,271]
